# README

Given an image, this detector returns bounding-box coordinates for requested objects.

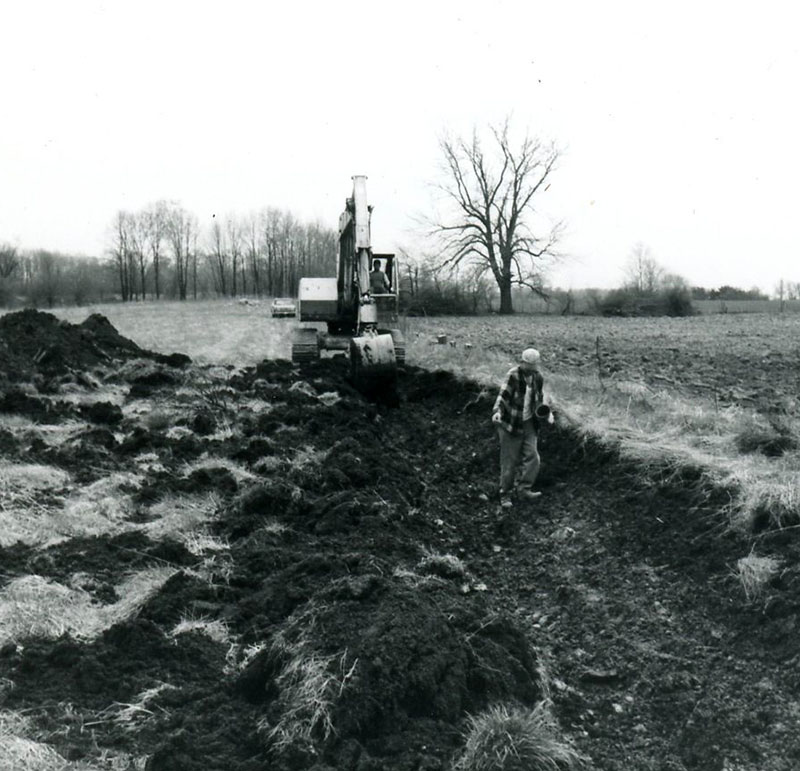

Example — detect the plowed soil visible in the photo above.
[1,310,799,771]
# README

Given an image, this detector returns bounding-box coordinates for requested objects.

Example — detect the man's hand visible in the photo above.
[491,411,502,425]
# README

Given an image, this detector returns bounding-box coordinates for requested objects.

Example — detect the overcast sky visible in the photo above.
[2,1,798,292]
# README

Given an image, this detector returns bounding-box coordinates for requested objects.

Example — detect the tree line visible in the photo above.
[109,202,336,302]
[0,205,337,308]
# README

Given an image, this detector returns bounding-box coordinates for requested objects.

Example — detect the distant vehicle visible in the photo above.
[270,297,297,318]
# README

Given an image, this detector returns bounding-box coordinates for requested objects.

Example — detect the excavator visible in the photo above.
[291,176,404,391]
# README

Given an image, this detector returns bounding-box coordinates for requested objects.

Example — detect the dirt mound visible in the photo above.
[237,579,540,770]
[0,309,190,386]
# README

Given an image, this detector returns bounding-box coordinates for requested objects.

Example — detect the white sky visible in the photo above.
[2,0,799,292]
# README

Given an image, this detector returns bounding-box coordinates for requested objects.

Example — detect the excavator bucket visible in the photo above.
[349,332,397,394]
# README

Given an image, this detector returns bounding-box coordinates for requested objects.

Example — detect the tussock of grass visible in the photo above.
[259,612,358,757]
[94,683,177,730]
[224,641,267,676]
[734,416,798,457]
[180,530,229,556]
[723,459,800,531]
[392,566,442,589]
[144,492,220,539]
[453,702,583,771]
[171,615,230,644]
[0,568,176,646]
[418,549,468,579]
[287,445,329,472]
[736,554,781,603]
[179,457,258,486]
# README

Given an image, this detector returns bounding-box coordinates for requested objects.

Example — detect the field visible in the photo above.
[0,301,799,771]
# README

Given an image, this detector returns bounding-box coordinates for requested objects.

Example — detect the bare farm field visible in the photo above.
[1,302,799,771]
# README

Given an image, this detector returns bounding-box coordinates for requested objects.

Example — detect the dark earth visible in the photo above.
[1,310,799,770]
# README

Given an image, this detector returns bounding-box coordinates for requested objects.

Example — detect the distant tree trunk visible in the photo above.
[499,275,513,315]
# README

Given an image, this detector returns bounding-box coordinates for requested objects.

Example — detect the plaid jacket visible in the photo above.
[493,366,544,435]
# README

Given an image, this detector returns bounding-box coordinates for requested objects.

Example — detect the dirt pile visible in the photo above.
[0,309,190,387]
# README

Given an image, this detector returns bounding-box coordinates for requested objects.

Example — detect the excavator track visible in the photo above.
[291,328,320,363]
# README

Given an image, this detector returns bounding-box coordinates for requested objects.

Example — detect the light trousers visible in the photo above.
[497,420,540,494]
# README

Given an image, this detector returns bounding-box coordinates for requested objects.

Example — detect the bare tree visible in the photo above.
[227,216,244,296]
[207,218,229,295]
[110,211,134,301]
[31,250,63,308]
[143,201,169,300]
[0,243,19,280]
[128,213,150,301]
[624,242,664,295]
[165,204,196,301]
[243,213,262,296]
[432,119,562,314]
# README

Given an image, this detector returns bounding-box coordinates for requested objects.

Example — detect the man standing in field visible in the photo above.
[491,348,545,508]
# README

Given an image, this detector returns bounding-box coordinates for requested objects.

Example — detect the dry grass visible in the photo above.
[418,549,468,579]
[0,462,71,494]
[170,615,231,644]
[0,462,73,548]
[180,530,230,556]
[258,609,358,757]
[0,709,147,770]
[259,646,358,756]
[0,416,89,448]
[0,568,176,646]
[92,683,177,731]
[143,492,221,539]
[735,554,781,603]
[453,702,584,771]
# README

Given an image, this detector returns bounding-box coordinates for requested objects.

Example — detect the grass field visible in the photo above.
[41,300,800,532]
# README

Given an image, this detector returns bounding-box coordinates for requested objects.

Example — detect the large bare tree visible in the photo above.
[433,120,562,314]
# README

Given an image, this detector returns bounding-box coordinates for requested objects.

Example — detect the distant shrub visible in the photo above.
[663,284,694,316]
[599,287,694,317]
[401,286,479,316]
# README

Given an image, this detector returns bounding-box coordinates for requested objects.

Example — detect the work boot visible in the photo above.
[517,489,542,501]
